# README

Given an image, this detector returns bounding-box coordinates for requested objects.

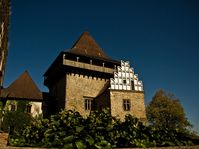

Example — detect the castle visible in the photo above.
[44,32,146,121]
[0,30,146,121]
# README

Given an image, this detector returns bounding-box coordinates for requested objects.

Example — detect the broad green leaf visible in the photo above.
[75,140,86,149]
[85,136,94,145]
[63,143,74,149]
[63,135,75,143]
[76,126,84,133]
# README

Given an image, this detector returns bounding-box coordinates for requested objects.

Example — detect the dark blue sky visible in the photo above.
[4,0,199,132]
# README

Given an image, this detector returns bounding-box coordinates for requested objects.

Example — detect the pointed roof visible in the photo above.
[68,32,110,60]
[5,71,42,100]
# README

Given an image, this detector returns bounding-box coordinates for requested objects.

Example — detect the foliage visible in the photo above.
[2,111,33,132]
[8,108,197,148]
[2,100,33,132]
[85,109,117,148]
[115,114,153,148]
[0,101,4,131]
[16,101,29,113]
[146,89,192,132]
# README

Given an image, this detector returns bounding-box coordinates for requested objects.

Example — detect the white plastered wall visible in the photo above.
[29,101,42,117]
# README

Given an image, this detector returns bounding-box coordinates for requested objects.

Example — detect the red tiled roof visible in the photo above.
[69,32,111,60]
[4,71,42,100]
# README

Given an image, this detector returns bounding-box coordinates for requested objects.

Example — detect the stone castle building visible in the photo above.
[44,32,146,121]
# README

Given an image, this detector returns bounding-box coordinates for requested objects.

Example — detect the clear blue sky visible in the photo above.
[4,0,199,133]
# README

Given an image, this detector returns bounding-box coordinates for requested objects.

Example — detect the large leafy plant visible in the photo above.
[9,108,196,148]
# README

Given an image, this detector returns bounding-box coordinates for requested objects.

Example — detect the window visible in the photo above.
[26,104,32,113]
[123,79,127,84]
[123,99,130,111]
[10,104,16,111]
[131,81,135,90]
[85,98,92,110]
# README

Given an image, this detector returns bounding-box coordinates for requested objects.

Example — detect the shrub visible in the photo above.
[8,109,196,148]
[2,111,33,132]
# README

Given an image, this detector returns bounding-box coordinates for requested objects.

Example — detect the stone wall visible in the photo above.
[49,76,66,110]
[94,88,110,111]
[65,72,108,116]
[110,90,146,121]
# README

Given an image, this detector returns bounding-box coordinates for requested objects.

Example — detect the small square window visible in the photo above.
[123,99,130,111]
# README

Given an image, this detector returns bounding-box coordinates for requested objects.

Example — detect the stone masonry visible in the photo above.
[65,73,109,116]
[110,90,146,121]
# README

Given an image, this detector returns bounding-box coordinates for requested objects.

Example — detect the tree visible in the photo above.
[0,0,10,87]
[146,89,192,132]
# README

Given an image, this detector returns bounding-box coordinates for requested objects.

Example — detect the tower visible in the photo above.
[44,32,146,121]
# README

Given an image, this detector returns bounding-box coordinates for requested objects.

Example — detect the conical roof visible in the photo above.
[5,71,42,100]
[69,32,110,60]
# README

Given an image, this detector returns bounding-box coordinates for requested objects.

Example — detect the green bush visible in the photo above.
[8,109,196,148]
[1,101,33,132]
[2,111,33,132]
